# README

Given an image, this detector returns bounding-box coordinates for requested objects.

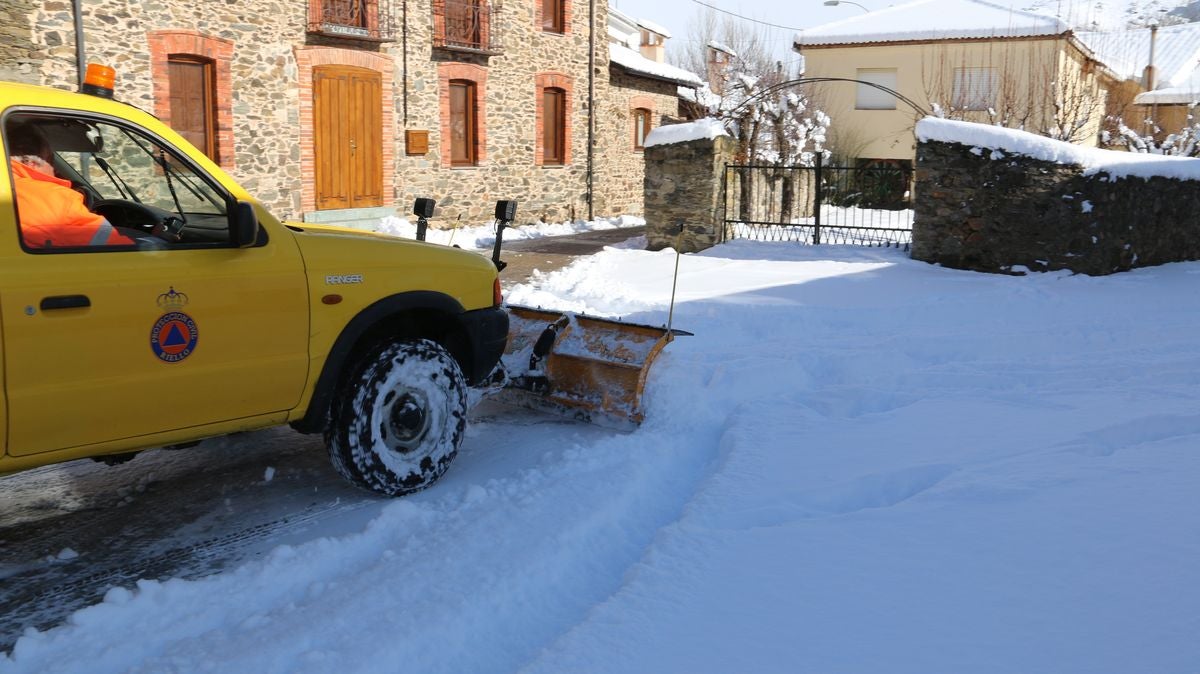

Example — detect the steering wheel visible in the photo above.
[91,199,173,231]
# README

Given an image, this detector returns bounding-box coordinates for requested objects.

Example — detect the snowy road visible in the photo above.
[2,241,1199,673]
[0,427,371,649]
[0,403,617,653]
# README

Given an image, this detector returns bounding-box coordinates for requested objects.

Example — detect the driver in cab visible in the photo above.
[7,120,134,248]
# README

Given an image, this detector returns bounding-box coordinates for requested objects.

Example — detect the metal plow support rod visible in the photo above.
[494,305,684,430]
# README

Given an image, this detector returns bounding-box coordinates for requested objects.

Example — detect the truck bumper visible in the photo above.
[459,305,509,385]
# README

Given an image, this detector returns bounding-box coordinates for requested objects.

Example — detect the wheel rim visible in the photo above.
[383,389,432,453]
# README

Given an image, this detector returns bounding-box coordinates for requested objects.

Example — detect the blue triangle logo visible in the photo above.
[163,324,188,347]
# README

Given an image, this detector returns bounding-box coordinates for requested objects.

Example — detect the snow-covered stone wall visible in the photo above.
[643,126,735,252]
[914,121,1200,275]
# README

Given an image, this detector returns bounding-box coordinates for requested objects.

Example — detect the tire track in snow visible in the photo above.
[0,403,730,674]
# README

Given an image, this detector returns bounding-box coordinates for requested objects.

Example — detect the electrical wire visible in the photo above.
[687,0,804,32]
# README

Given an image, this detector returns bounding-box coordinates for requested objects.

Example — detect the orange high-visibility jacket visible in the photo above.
[10,160,134,248]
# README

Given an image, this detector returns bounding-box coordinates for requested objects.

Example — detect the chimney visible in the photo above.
[1143,24,1159,90]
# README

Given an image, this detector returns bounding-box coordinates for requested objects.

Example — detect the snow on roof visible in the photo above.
[917,117,1200,180]
[609,44,703,87]
[608,5,638,32]
[1133,67,1200,104]
[644,118,728,148]
[1078,23,1200,91]
[636,17,672,39]
[795,0,1068,47]
[607,25,638,49]
[678,83,722,110]
[707,40,737,57]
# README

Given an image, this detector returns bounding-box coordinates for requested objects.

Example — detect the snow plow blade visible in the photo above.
[495,305,686,429]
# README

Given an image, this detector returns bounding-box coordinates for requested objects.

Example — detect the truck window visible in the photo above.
[5,112,234,251]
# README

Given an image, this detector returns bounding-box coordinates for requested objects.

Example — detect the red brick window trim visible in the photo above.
[148,30,235,169]
[535,72,572,166]
[630,95,656,151]
[537,0,570,34]
[295,47,397,215]
[438,62,488,167]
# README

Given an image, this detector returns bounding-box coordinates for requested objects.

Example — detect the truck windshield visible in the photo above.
[52,119,228,219]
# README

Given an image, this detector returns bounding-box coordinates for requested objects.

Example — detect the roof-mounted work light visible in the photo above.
[81,63,115,99]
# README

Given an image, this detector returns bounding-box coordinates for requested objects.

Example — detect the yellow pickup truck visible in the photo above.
[0,76,508,496]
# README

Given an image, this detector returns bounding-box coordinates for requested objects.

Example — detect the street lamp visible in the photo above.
[823,0,869,11]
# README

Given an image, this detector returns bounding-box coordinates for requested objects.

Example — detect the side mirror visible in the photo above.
[230,201,260,248]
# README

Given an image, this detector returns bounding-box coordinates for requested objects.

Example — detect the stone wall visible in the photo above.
[914,138,1200,275]
[592,69,681,217]
[0,0,37,84]
[397,0,596,225]
[17,0,309,219]
[643,133,735,252]
[3,0,669,226]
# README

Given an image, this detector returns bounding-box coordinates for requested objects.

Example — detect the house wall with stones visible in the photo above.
[592,68,680,216]
[396,0,596,224]
[0,0,36,84]
[914,137,1200,275]
[13,0,308,218]
[3,0,672,227]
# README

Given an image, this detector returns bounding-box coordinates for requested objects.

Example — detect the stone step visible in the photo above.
[302,206,395,231]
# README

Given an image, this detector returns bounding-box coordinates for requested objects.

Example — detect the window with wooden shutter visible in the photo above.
[167,56,217,160]
[542,87,565,165]
[449,79,477,166]
[542,0,564,32]
[633,108,651,150]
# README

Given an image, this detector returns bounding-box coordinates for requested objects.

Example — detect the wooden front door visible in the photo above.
[168,57,215,159]
[314,65,383,210]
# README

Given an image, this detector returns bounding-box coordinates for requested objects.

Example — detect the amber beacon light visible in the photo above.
[81,63,115,98]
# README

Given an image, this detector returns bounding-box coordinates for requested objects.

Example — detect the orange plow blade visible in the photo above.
[493,305,687,429]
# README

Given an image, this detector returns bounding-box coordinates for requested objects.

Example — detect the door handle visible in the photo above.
[40,295,91,311]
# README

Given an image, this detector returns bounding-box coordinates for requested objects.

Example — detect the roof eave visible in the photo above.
[795,29,1073,50]
[610,62,701,88]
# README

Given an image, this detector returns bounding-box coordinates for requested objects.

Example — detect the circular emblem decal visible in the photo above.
[150,311,199,363]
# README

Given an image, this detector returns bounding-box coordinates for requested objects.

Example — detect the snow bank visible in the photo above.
[372,214,645,250]
[643,118,728,149]
[917,117,1200,180]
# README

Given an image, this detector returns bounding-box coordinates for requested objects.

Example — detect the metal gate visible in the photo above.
[722,155,913,250]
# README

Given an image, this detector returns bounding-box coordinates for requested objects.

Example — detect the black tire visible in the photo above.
[326,339,468,496]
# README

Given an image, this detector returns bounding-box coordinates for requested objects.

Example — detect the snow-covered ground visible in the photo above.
[372,214,646,250]
[4,240,1199,672]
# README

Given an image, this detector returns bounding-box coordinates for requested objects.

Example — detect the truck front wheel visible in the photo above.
[327,339,468,496]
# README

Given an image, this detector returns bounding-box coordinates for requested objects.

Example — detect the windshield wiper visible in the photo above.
[125,130,225,213]
[94,155,138,201]
[155,149,187,225]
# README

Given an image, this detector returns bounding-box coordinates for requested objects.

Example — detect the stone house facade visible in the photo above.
[2,0,698,227]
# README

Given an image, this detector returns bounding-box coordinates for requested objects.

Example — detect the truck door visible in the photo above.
[0,111,309,456]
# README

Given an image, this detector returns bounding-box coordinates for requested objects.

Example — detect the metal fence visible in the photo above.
[722,156,913,250]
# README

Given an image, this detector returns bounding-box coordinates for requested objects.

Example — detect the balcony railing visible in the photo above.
[432,0,503,54]
[308,0,396,42]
